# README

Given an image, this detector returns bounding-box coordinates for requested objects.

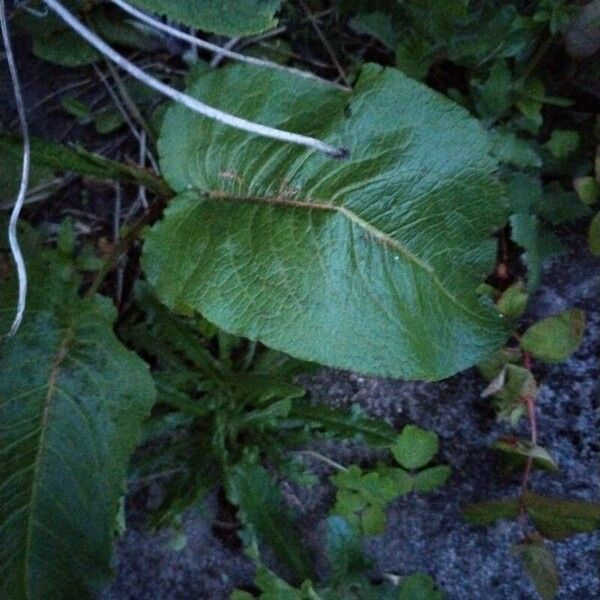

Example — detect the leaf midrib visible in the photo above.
[23,326,74,597]
[203,190,491,324]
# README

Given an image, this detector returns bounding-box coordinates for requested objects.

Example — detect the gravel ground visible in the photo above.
[100,228,600,600]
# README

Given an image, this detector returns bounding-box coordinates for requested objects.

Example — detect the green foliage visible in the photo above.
[231,516,445,599]
[129,0,282,35]
[521,309,585,363]
[589,210,600,255]
[0,132,170,197]
[330,465,404,535]
[0,236,156,599]
[512,537,560,600]
[226,460,313,580]
[121,283,439,576]
[574,176,600,206]
[16,1,160,67]
[2,1,598,598]
[397,574,445,600]
[391,425,439,470]
[496,282,528,319]
[544,130,580,160]
[465,493,600,540]
[330,426,449,535]
[493,437,559,472]
[143,62,508,381]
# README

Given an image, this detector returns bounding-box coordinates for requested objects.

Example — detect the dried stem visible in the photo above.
[1,0,30,336]
[109,0,348,89]
[299,0,348,86]
[43,0,347,158]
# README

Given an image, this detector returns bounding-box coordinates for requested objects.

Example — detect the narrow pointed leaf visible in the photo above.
[463,497,520,525]
[0,132,171,197]
[143,64,508,380]
[289,401,397,446]
[225,461,313,581]
[523,492,600,539]
[0,246,156,599]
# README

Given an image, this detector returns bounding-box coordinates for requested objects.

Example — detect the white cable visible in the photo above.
[109,0,347,88]
[43,0,348,158]
[1,0,30,336]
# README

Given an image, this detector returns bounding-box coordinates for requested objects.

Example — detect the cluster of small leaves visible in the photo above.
[471,295,591,598]
[330,426,449,535]
[479,306,585,423]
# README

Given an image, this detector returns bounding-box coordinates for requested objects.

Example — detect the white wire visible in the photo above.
[43,0,348,158]
[110,0,348,89]
[1,0,30,336]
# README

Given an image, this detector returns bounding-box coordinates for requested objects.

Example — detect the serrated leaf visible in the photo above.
[513,538,559,600]
[225,461,312,581]
[521,309,585,363]
[0,245,156,599]
[144,63,508,381]
[289,401,397,446]
[0,132,170,197]
[391,425,439,470]
[397,574,444,600]
[129,0,282,35]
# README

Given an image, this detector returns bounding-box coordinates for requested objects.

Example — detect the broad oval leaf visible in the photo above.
[521,308,585,363]
[143,63,509,380]
[512,538,559,600]
[0,245,156,599]
[128,0,282,35]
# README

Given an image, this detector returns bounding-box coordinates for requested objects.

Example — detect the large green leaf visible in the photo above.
[143,63,508,380]
[129,0,282,35]
[0,242,156,599]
